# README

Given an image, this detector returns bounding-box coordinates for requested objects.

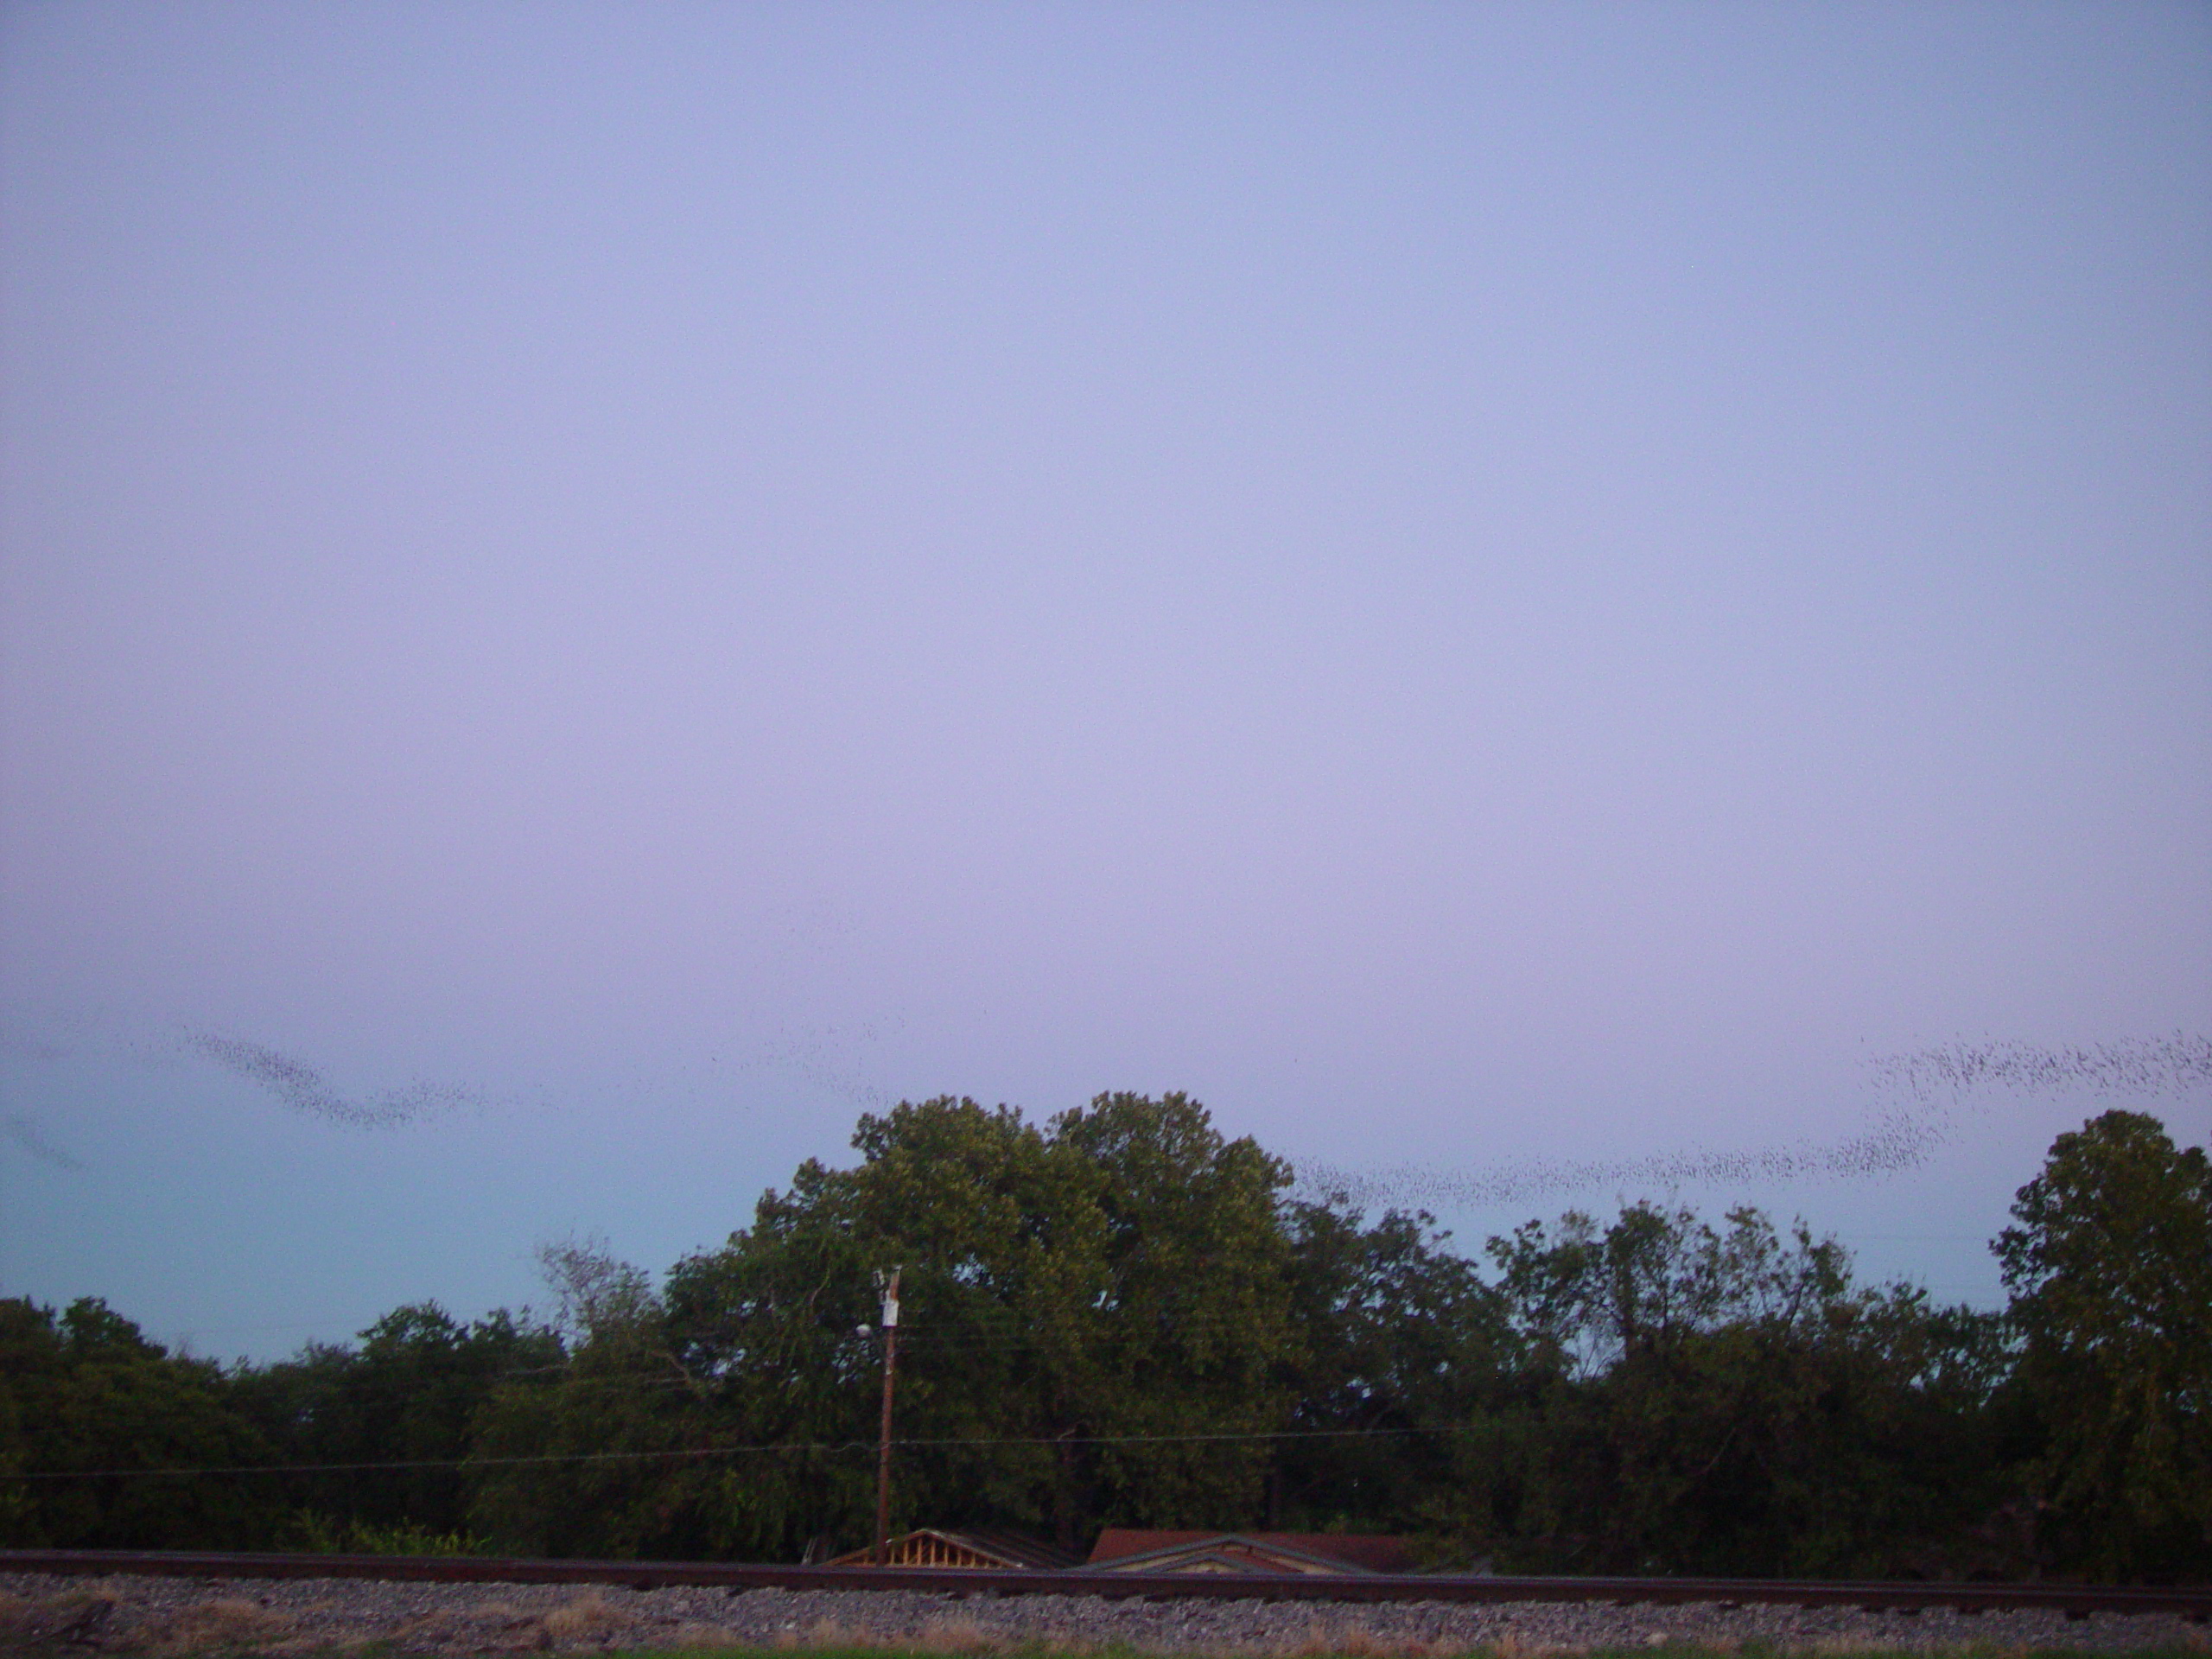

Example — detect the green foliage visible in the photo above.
[10,1095,2205,1583]
[229,1300,562,1541]
[1465,1204,2011,1576]
[596,1650,2212,1659]
[1996,1109,2212,1580]
[467,1253,710,1560]
[1274,1201,1516,1537]
[290,1508,486,1554]
[473,1091,1304,1559]
[0,1296,274,1548]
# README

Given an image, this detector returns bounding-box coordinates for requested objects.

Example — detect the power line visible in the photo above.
[0,1423,1459,1484]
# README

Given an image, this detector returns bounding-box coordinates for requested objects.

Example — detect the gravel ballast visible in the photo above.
[3,1571,2206,1656]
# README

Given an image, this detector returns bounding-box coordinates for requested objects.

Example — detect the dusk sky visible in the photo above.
[3,3,2207,1359]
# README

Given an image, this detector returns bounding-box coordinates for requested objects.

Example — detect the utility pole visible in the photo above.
[871,1267,902,1567]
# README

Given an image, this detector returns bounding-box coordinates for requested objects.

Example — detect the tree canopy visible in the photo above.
[1996,1109,2212,1579]
[3,1096,2203,1582]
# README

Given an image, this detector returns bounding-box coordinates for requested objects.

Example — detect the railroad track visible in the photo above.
[4,1551,2206,1621]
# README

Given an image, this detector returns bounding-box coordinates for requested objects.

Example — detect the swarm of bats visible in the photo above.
[5,1023,2204,1203]
[1290,1033,2210,1209]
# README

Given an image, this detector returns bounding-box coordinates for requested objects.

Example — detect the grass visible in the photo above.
[3,1643,2206,1658]
[585,1649,2212,1659]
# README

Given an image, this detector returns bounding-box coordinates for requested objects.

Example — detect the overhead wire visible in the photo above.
[1,1421,1464,1484]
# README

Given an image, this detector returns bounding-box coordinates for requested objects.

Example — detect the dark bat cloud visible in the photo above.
[3,1114,86,1172]
[1294,1109,1944,1212]
[183,1031,486,1128]
[1868,1033,2212,1103]
[731,1019,902,1112]
[1293,1035,2209,1214]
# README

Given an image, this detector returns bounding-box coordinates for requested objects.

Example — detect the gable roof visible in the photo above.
[823,1528,1080,1570]
[1084,1529,1415,1575]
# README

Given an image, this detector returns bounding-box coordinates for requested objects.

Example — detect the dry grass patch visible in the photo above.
[915,1613,1007,1655]
[134,1594,296,1656]
[671,1622,748,1650]
[1486,1634,1581,1659]
[785,1616,869,1649]
[543,1590,630,1647]
[1270,1621,1463,1659]
[390,1602,554,1654]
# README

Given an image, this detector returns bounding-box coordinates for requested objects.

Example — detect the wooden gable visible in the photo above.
[823,1528,1077,1570]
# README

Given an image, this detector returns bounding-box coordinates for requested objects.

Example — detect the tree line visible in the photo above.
[3,1096,2205,1582]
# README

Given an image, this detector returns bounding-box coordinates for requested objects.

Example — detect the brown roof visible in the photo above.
[824,1528,1081,1570]
[1085,1529,1416,1574]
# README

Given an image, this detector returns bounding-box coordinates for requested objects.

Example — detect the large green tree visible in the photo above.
[35,1092,2197,1580]
[0,1297,273,1548]
[473,1092,1304,1559]
[1274,1201,1516,1541]
[1471,1204,2009,1575]
[467,1247,706,1559]
[234,1301,559,1545]
[1995,1109,2212,1580]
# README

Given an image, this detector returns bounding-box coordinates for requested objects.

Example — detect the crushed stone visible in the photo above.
[2,1571,2206,1656]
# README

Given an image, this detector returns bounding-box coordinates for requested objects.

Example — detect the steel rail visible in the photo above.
[3,1551,2206,1620]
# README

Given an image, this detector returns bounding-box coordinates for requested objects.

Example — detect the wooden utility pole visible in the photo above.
[872,1267,901,1567]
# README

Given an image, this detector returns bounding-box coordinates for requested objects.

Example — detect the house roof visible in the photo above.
[823,1528,1081,1570]
[1084,1529,1416,1575]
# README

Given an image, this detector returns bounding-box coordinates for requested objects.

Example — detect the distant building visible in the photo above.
[819,1525,1417,1574]
[822,1529,1082,1570]
[1084,1530,1416,1575]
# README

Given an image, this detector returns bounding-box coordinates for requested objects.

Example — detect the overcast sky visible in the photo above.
[3,3,2207,1358]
